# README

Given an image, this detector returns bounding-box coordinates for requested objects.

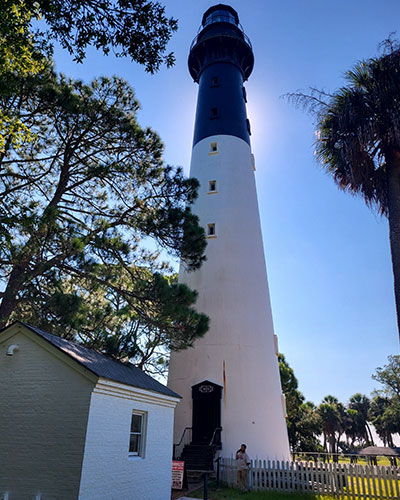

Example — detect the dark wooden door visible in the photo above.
[192,381,222,444]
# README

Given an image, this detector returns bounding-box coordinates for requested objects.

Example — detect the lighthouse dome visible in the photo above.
[188,3,254,83]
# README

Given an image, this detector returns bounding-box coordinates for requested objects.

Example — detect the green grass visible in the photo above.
[344,476,399,499]
[186,482,335,500]
[186,480,399,500]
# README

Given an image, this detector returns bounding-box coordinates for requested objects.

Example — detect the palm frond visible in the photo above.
[313,47,400,215]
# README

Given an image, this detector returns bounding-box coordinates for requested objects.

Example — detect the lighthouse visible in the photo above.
[168,4,290,461]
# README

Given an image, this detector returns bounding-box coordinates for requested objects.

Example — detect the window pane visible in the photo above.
[129,434,140,453]
[131,414,142,433]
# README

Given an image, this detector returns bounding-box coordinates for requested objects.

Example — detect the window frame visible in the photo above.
[128,410,147,458]
[207,223,216,238]
[246,118,251,135]
[208,180,217,193]
[209,142,218,154]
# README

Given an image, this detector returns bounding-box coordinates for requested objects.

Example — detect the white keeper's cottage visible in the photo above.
[0,321,180,500]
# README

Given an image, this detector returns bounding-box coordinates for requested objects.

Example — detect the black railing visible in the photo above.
[190,25,252,52]
[209,426,222,447]
[215,456,222,486]
[173,427,192,460]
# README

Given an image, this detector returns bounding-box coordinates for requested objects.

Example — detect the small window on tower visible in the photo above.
[211,76,220,87]
[210,107,219,119]
[208,180,217,193]
[210,142,218,153]
[242,86,247,102]
[207,223,216,237]
[246,118,252,135]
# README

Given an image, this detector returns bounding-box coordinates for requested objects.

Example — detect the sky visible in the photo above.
[51,0,400,406]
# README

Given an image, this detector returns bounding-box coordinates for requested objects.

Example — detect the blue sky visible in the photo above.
[52,0,400,405]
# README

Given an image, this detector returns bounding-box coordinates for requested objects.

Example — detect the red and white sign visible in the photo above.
[172,460,185,490]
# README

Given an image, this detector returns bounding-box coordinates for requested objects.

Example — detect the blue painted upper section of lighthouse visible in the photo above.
[189,5,254,147]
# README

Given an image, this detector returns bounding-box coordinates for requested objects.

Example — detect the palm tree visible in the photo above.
[318,395,343,456]
[289,42,400,340]
[369,395,396,446]
[344,408,359,447]
[348,393,374,445]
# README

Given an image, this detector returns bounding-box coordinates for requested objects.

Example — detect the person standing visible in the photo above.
[236,444,251,492]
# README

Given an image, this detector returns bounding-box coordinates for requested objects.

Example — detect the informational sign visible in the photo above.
[172,460,185,490]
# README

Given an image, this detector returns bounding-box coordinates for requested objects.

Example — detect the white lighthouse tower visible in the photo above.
[168,4,290,461]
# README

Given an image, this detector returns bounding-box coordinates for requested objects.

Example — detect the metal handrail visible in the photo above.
[173,427,192,460]
[175,427,192,448]
[209,426,222,446]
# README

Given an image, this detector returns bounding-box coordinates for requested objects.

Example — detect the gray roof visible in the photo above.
[10,322,180,399]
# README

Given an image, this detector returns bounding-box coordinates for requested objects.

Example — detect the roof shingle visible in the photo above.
[11,322,180,399]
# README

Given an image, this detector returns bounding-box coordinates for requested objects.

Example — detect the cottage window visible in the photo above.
[208,180,217,192]
[129,411,147,457]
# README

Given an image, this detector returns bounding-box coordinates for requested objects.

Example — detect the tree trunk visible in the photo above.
[385,148,400,343]
[336,432,342,454]
[0,264,29,329]
[366,423,374,446]
[329,434,336,455]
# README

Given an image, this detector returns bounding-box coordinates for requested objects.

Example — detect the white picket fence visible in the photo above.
[219,458,400,499]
